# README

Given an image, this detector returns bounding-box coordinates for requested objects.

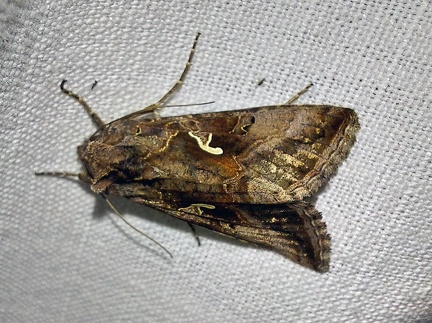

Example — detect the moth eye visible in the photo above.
[135,126,141,135]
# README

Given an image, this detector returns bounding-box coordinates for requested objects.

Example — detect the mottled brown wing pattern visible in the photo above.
[78,104,359,272]
[149,201,330,272]
[107,180,331,271]
[93,105,358,204]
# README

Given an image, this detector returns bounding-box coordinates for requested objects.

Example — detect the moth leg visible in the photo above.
[187,222,201,246]
[60,80,105,128]
[283,83,313,105]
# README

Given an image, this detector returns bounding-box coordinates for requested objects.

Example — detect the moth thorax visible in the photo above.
[78,140,132,185]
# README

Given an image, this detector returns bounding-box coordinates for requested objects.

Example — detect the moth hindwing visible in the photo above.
[38,33,359,273]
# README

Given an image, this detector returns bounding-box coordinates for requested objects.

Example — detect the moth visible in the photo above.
[37,33,359,272]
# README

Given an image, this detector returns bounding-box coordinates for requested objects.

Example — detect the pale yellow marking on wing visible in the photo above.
[179,203,215,215]
[188,132,223,155]
[274,150,307,168]
[296,149,320,160]
[278,172,299,183]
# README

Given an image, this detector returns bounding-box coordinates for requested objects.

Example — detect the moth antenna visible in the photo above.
[164,100,215,108]
[284,83,314,105]
[142,32,201,112]
[60,80,105,128]
[34,171,81,177]
[35,172,172,257]
[101,194,173,259]
[117,32,201,121]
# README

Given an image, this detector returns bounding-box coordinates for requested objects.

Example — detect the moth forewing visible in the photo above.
[37,33,360,273]
[97,105,359,205]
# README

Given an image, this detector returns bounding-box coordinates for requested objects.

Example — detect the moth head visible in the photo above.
[78,122,133,193]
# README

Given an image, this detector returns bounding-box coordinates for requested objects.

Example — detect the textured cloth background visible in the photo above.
[1,1,431,322]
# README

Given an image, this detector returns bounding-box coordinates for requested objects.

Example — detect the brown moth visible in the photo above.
[37,33,359,272]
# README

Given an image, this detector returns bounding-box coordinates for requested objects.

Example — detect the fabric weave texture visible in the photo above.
[1,1,431,322]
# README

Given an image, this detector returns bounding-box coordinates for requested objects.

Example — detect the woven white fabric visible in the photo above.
[1,1,431,322]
